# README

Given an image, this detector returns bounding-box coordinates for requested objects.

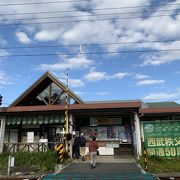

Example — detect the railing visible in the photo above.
[3,142,64,153]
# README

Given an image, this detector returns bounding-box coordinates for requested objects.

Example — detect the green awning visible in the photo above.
[61,117,64,123]
[27,117,32,124]
[6,117,12,125]
[6,114,64,125]
[32,117,38,125]
[11,117,17,125]
[54,116,59,123]
[16,117,21,125]
[22,117,27,125]
[54,115,64,124]
[44,116,49,124]
[49,116,54,124]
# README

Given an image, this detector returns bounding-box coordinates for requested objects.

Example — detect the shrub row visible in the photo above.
[0,151,57,173]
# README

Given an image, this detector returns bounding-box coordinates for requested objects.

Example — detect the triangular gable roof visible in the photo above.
[10,71,84,107]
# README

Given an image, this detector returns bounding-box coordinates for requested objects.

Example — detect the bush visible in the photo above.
[138,155,180,173]
[0,151,57,173]
[0,153,9,171]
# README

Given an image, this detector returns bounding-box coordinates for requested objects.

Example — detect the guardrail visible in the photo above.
[3,142,64,153]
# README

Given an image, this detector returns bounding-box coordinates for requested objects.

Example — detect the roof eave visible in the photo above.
[0,101,142,113]
[140,107,180,114]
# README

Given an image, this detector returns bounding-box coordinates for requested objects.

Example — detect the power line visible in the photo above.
[0,14,177,26]
[0,0,90,7]
[0,1,178,8]
[0,4,179,16]
[0,39,180,50]
[0,48,180,58]
[0,8,178,22]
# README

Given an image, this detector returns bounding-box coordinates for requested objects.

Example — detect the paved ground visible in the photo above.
[73,154,136,164]
[61,154,140,173]
[43,155,158,179]
[42,162,157,179]
[61,162,141,174]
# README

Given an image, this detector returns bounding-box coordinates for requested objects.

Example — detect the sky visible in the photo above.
[0,0,180,107]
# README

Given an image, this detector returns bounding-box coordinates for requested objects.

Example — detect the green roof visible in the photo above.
[146,102,180,108]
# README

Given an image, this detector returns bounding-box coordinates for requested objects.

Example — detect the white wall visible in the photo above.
[0,117,6,153]
[134,113,142,158]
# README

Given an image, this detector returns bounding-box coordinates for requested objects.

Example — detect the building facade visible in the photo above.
[0,72,180,158]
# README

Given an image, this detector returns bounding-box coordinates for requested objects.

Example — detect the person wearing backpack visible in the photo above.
[79,133,86,161]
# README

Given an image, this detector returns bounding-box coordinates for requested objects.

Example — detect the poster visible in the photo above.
[107,127,117,139]
[81,127,98,140]
[116,126,126,142]
[81,125,132,142]
[98,127,107,140]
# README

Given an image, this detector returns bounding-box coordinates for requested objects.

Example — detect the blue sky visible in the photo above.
[0,0,180,106]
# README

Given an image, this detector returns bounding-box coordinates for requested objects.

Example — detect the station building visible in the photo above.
[0,72,180,158]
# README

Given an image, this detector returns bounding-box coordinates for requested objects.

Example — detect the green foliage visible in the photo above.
[0,151,57,173]
[138,155,180,173]
[147,155,164,161]
[0,152,9,171]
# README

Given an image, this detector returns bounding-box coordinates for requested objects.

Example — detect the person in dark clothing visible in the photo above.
[73,135,80,159]
[79,133,87,161]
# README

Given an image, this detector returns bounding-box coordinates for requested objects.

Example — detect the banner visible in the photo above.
[143,121,180,157]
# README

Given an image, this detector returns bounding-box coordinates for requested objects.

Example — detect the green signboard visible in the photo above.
[143,121,180,158]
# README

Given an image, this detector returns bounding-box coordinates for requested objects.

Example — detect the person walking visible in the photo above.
[79,133,87,161]
[73,134,80,159]
[88,135,99,169]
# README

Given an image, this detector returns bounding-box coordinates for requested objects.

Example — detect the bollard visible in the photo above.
[56,143,64,163]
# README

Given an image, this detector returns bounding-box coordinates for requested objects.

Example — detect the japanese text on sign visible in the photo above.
[143,121,180,158]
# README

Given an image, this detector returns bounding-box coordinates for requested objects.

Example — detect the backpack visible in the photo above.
[80,137,86,147]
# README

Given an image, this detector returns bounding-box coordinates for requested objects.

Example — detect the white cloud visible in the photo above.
[84,71,107,82]
[140,41,180,66]
[84,70,128,82]
[113,72,128,79]
[74,91,109,96]
[0,0,180,66]
[0,71,13,85]
[143,89,180,101]
[135,73,150,80]
[16,31,31,44]
[69,78,85,88]
[136,79,165,86]
[34,29,64,41]
[38,54,94,71]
